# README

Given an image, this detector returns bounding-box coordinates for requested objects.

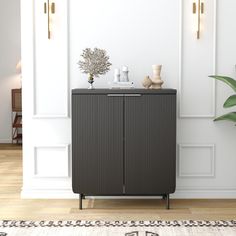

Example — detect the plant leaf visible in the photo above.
[223,95,236,108]
[214,112,236,122]
[209,75,236,92]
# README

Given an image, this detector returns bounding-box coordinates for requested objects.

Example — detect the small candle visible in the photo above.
[122,66,129,72]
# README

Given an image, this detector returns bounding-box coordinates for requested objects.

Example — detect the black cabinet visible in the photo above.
[72,89,176,209]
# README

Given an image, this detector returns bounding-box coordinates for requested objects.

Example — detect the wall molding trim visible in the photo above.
[33,144,70,178]
[32,0,70,119]
[178,0,217,118]
[178,144,215,178]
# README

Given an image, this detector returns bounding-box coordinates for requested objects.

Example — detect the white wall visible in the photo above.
[0,0,21,143]
[21,0,236,198]
[70,0,179,90]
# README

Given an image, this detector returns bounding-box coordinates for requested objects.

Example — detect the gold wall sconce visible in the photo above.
[44,0,55,39]
[193,0,204,39]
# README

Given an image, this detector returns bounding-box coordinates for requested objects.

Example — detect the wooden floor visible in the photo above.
[1,144,236,221]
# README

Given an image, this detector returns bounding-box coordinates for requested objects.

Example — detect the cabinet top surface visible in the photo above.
[72,88,177,95]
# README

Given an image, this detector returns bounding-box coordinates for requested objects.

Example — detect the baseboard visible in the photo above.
[173,189,236,199]
[21,188,236,199]
[21,188,79,199]
[0,139,12,143]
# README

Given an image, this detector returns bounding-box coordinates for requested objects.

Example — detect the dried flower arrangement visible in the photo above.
[78,48,112,89]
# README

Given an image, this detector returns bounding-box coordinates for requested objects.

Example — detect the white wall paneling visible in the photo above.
[21,0,72,198]
[34,145,69,178]
[33,0,69,118]
[178,144,215,178]
[21,0,236,198]
[179,0,217,118]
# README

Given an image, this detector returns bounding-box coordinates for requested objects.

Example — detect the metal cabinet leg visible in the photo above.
[166,194,170,209]
[162,194,167,200]
[80,194,83,210]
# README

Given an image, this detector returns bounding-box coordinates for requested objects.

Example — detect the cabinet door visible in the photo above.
[124,94,176,194]
[72,95,123,195]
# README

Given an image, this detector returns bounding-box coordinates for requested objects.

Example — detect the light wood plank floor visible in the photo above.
[1,144,236,221]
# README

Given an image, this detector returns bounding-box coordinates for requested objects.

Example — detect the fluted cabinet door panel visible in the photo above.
[72,95,123,195]
[124,95,176,194]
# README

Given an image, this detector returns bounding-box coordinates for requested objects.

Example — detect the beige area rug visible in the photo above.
[1,220,236,236]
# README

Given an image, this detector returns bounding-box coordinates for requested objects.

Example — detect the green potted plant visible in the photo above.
[209,75,236,123]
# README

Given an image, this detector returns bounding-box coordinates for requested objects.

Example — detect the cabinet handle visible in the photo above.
[124,94,142,97]
[107,94,142,97]
[107,94,124,97]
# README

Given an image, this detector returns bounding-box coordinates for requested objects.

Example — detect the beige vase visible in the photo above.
[150,65,164,89]
[142,76,153,89]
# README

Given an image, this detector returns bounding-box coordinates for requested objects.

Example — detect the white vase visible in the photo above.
[121,66,129,82]
[114,69,120,83]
